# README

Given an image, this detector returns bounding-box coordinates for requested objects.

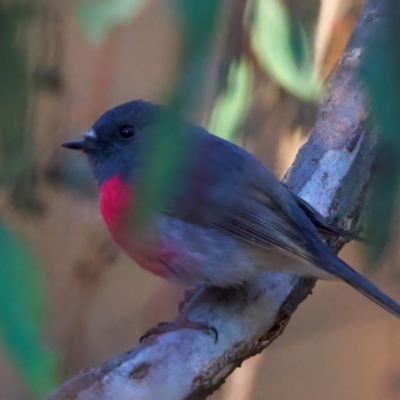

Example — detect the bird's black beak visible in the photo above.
[61,139,87,151]
[62,129,97,151]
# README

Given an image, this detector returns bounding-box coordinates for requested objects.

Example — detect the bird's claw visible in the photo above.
[197,324,218,342]
[140,319,218,343]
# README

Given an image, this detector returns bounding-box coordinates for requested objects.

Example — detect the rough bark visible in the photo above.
[48,0,386,398]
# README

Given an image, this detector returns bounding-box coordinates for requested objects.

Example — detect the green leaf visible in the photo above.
[135,110,193,225]
[250,0,323,101]
[359,0,400,266]
[76,0,145,43]
[135,0,223,222]
[0,224,57,397]
[208,58,253,141]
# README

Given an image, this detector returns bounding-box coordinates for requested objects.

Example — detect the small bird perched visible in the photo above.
[63,99,400,335]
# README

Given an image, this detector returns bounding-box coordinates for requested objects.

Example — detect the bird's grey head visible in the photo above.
[62,100,162,185]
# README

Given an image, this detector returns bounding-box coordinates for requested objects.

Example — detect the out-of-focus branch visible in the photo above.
[48,0,386,399]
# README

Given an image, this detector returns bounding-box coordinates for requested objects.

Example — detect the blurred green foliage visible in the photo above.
[208,58,253,141]
[360,1,400,266]
[134,0,223,224]
[0,2,57,397]
[0,224,57,398]
[249,0,323,101]
[76,0,145,43]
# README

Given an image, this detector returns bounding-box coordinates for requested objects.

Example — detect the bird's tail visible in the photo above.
[318,245,400,318]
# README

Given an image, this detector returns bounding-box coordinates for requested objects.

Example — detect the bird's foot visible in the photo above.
[140,318,218,343]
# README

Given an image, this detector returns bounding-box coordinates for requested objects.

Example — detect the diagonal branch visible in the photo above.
[48,0,386,399]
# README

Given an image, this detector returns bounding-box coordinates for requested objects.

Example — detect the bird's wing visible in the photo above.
[202,194,316,264]
[167,130,351,264]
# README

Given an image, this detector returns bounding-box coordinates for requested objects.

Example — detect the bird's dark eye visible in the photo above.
[119,125,135,139]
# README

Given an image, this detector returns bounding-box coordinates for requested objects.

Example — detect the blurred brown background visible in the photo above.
[3,0,400,399]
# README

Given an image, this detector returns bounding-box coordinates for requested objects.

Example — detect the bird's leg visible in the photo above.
[140,286,218,343]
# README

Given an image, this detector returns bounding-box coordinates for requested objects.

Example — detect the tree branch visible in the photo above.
[48,0,386,398]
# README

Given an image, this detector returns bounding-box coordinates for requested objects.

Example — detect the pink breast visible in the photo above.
[99,175,179,280]
[100,175,132,233]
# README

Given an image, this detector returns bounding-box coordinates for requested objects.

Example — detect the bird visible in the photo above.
[62,99,400,338]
